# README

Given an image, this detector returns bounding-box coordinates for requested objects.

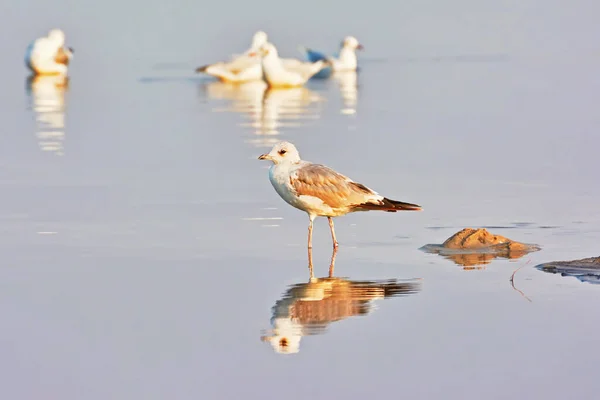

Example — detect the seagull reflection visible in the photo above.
[333,71,358,115]
[261,248,421,354]
[26,75,68,156]
[199,81,324,147]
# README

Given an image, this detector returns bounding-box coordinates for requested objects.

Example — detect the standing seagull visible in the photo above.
[25,29,74,76]
[258,141,421,249]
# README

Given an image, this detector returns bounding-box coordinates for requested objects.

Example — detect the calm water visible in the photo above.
[2,1,600,399]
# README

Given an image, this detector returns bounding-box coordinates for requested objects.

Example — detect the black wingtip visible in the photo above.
[195,65,209,73]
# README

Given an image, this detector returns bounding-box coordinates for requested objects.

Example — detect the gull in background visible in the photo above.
[196,31,303,83]
[258,141,422,249]
[25,29,74,76]
[299,36,363,78]
[195,31,267,83]
[252,42,329,88]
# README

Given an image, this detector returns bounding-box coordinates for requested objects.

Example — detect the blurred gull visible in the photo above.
[253,42,329,88]
[195,31,267,83]
[25,29,74,76]
[258,142,422,249]
[196,31,303,83]
[300,36,363,78]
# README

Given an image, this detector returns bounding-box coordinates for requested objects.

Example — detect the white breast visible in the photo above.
[269,164,298,207]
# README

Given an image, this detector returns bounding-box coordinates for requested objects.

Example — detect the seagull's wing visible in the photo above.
[290,163,422,212]
[226,54,258,73]
[290,163,381,210]
[196,62,261,83]
[280,57,307,70]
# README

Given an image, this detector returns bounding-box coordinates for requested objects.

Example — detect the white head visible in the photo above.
[258,141,301,165]
[342,36,363,51]
[47,29,66,46]
[251,31,268,50]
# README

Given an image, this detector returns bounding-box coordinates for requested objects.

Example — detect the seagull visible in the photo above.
[253,42,329,88]
[300,36,363,78]
[195,31,267,83]
[258,141,422,249]
[196,31,303,83]
[25,29,74,76]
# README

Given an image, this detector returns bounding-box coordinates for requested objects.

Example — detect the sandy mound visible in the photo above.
[420,228,541,268]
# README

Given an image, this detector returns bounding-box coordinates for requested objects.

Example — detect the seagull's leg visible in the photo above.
[327,217,339,249]
[308,246,314,280]
[328,246,338,278]
[307,216,314,249]
[307,216,315,279]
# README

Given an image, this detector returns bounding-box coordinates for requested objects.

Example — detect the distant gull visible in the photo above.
[196,31,267,83]
[258,141,422,248]
[196,31,304,84]
[252,42,329,88]
[25,29,74,76]
[300,36,363,78]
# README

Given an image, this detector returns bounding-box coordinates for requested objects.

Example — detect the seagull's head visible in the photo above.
[47,29,66,46]
[260,317,302,355]
[260,333,301,354]
[258,141,301,165]
[251,31,268,50]
[342,36,363,51]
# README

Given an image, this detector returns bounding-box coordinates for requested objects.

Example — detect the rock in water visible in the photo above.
[536,256,600,284]
[420,228,541,268]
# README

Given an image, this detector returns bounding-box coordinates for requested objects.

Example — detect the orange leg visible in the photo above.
[328,217,339,249]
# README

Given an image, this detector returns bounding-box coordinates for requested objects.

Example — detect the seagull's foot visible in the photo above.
[332,242,339,249]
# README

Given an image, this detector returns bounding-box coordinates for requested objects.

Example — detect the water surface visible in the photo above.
[2,1,600,399]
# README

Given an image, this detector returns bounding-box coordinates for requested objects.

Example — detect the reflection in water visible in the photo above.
[26,75,68,156]
[420,244,533,270]
[199,81,324,147]
[333,71,358,115]
[261,248,421,354]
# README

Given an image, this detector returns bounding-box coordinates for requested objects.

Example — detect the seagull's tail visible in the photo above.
[357,198,422,212]
[382,198,422,212]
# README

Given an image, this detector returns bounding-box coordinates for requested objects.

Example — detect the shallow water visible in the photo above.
[2,1,600,399]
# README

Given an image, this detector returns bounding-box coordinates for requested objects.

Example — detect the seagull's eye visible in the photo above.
[278,149,287,156]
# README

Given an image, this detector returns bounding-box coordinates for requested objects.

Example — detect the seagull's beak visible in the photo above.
[356,44,364,50]
[68,47,75,54]
[248,51,257,57]
[258,154,271,160]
